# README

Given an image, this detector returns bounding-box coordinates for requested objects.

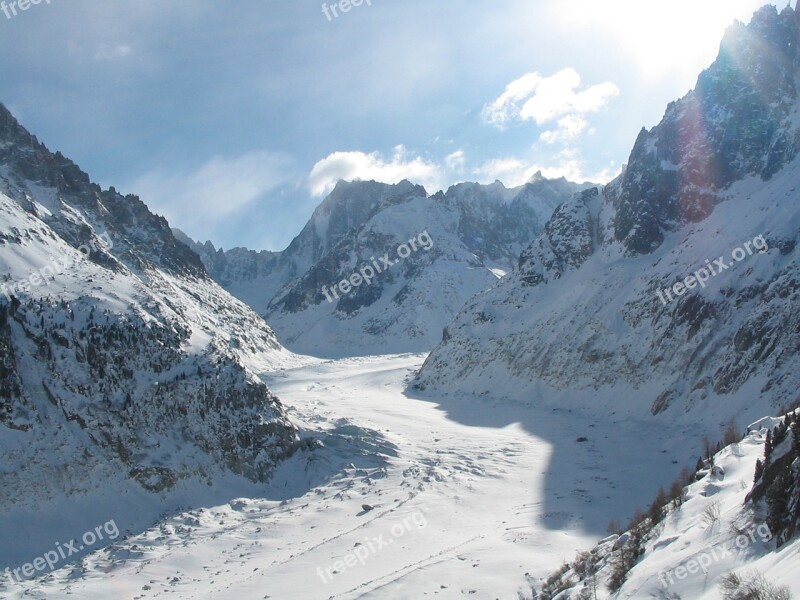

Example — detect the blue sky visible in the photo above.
[0,0,779,250]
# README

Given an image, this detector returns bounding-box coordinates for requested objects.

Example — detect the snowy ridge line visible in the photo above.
[187,177,588,356]
[0,102,303,581]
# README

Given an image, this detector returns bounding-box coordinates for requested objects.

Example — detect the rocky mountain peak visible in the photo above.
[609,5,800,255]
[0,105,299,506]
[415,6,800,419]
[0,103,206,278]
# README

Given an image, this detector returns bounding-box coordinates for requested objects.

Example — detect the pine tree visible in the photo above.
[764,430,774,467]
[793,459,800,525]
[766,466,792,546]
[792,422,800,529]
[723,418,740,446]
[754,458,764,484]
[680,466,694,486]
[649,487,669,524]
[774,420,788,447]
[703,434,714,461]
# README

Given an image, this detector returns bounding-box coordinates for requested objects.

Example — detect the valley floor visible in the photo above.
[3,354,696,599]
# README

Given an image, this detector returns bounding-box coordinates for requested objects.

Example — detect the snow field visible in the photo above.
[3,354,699,599]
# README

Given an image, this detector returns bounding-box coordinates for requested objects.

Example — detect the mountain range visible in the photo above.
[1,3,799,598]
[178,175,589,356]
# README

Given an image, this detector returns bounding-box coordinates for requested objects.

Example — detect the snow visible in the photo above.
[0,353,701,599]
[2,8,800,595]
[546,414,800,599]
[191,177,589,357]
[416,152,800,423]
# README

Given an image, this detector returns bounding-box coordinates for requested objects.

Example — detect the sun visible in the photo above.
[549,0,779,83]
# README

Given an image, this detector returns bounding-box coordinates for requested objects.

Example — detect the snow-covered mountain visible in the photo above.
[415,5,800,423]
[535,409,800,600]
[0,102,302,511]
[182,175,589,356]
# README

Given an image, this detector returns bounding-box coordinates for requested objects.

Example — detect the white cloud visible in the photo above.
[94,44,133,60]
[445,149,466,172]
[474,149,618,187]
[481,73,542,128]
[125,151,297,237]
[308,145,446,197]
[483,68,619,133]
[539,115,589,145]
[481,71,617,181]
[472,158,529,184]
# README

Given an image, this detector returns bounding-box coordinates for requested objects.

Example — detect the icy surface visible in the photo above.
[0,354,704,599]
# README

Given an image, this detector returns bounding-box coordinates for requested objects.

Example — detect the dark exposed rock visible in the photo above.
[609,6,800,256]
[0,104,207,278]
[0,105,299,504]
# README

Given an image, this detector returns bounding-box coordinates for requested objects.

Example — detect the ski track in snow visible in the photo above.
[3,354,694,599]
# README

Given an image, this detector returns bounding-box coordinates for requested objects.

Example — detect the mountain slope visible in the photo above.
[414,5,800,422]
[535,411,800,600]
[0,103,302,513]
[185,176,590,356]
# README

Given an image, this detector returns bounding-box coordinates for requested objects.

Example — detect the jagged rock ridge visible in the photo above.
[183,176,591,356]
[0,104,300,507]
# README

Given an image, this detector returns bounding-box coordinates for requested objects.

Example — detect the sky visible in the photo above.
[0,0,783,251]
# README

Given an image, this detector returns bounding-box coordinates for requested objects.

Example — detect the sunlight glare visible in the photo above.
[549,0,783,84]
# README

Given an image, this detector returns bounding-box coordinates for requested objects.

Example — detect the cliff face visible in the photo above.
[0,105,206,278]
[0,104,299,507]
[611,5,800,255]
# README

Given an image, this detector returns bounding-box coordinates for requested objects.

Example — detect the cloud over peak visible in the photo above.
[482,68,619,135]
[308,145,445,197]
